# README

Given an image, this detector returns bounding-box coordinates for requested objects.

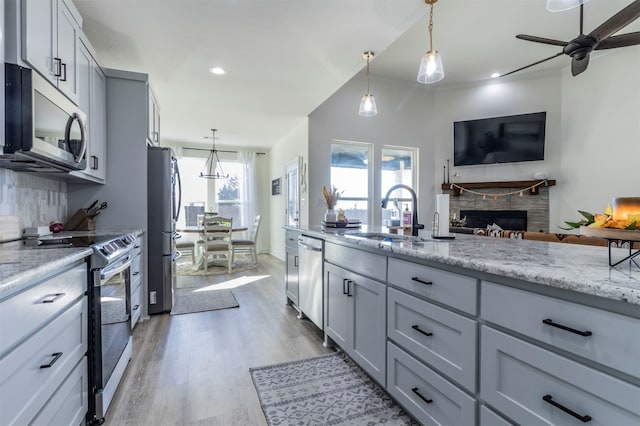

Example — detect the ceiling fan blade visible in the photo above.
[501,52,565,77]
[595,31,640,49]
[571,54,590,76]
[516,34,568,46]
[589,0,640,43]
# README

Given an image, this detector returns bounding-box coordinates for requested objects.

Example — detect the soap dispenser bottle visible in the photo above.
[390,199,400,226]
[402,204,412,226]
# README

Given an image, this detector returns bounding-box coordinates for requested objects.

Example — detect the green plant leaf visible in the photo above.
[577,210,595,223]
[624,221,638,230]
[562,220,584,229]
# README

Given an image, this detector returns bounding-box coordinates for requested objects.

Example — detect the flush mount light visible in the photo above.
[209,67,225,75]
[491,72,501,78]
[417,0,444,84]
[546,0,588,12]
[359,51,378,117]
[200,129,229,180]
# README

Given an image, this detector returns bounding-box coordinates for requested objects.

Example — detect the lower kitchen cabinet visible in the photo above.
[324,262,386,385]
[285,229,299,306]
[130,234,144,328]
[387,341,476,426]
[481,326,640,425]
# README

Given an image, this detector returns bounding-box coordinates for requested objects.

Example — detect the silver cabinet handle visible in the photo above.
[42,293,65,303]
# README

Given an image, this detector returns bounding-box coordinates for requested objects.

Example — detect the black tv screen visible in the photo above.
[453,112,546,166]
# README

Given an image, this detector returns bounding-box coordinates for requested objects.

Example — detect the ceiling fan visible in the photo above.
[502,0,640,77]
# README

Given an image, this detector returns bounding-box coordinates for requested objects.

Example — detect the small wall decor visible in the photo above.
[271,177,281,195]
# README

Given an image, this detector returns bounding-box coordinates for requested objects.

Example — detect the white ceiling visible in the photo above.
[73,0,640,150]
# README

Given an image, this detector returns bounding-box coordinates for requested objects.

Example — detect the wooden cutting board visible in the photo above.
[0,216,22,241]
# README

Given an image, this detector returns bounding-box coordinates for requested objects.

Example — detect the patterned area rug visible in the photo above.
[250,351,417,425]
[171,288,239,315]
[176,255,258,276]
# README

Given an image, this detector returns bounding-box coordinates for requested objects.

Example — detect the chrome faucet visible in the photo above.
[381,184,424,236]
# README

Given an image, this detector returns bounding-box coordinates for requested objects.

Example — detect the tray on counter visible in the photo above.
[321,220,361,228]
[580,226,640,268]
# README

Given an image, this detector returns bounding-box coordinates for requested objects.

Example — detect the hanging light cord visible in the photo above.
[366,54,371,95]
[448,180,549,199]
[428,2,434,52]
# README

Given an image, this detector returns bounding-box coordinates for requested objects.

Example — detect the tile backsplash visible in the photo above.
[0,169,67,230]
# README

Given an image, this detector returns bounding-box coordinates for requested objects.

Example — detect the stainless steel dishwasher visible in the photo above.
[298,235,323,329]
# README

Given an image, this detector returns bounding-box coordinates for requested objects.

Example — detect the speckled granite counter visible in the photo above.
[0,229,144,300]
[288,225,640,306]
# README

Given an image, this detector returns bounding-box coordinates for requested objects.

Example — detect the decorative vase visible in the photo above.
[324,208,337,223]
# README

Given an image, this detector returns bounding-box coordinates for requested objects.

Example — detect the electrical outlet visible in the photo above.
[150,291,156,304]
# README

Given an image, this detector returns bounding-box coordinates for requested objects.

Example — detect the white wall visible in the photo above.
[558,48,640,228]
[308,73,435,229]
[270,119,308,260]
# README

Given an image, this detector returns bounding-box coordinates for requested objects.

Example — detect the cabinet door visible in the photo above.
[324,263,349,349]
[89,64,107,180]
[351,275,386,386]
[23,0,56,83]
[285,251,299,305]
[55,0,78,102]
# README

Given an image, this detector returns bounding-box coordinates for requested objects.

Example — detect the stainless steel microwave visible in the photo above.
[2,63,87,173]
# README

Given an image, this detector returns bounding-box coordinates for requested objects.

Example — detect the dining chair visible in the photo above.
[175,233,198,265]
[232,214,261,265]
[198,215,233,274]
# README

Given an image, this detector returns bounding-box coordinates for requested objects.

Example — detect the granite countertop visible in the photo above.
[288,225,640,306]
[0,229,144,300]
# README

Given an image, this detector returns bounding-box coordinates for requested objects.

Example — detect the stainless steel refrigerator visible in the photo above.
[147,146,181,314]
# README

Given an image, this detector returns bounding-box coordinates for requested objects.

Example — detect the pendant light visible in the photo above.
[546,0,588,12]
[359,51,377,117]
[199,128,229,179]
[417,0,444,84]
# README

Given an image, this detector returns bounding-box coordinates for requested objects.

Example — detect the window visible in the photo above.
[381,147,417,226]
[330,142,371,224]
[176,154,247,228]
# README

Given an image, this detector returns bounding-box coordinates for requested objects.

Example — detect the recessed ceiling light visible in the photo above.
[491,72,501,78]
[210,67,225,75]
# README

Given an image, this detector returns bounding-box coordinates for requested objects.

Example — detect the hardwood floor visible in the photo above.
[105,254,333,425]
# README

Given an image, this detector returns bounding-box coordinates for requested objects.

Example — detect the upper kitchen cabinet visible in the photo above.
[147,85,160,146]
[21,0,81,104]
[70,36,106,183]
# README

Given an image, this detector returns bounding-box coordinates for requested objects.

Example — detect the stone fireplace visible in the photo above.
[442,180,554,232]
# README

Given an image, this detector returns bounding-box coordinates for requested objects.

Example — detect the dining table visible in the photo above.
[176,225,248,271]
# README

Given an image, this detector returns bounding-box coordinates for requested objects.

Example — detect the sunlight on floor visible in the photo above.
[193,275,271,291]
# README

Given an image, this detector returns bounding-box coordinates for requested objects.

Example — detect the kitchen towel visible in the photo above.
[436,194,450,237]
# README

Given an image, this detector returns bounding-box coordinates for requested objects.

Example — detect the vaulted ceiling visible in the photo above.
[74,0,640,149]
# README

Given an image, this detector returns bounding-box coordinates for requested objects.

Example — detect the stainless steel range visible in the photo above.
[83,233,138,425]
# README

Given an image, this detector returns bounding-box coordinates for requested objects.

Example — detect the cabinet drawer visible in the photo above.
[0,298,88,426]
[285,229,299,251]
[325,242,386,280]
[31,357,88,426]
[0,263,87,355]
[482,281,640,379]
[388,258,477,314]
[480,405,514,426]
[131,282,143,329]
[481,326,640,426]
[387,342,476,426]
[387,288,477,391]
[131,252,142,282]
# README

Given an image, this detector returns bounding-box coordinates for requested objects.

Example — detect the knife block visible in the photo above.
[65,209,96,231]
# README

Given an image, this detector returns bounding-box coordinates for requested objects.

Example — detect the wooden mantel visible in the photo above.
[441,179,556,196]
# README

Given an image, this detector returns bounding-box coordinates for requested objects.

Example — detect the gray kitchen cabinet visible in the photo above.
[324,261,386,385]
[147,85,161,145]
[480,405,514,426]
[130,234,144,328]
[285,229,299,306]
[481,326,640,425]
[0,261,89,425]
[21,0,81,103]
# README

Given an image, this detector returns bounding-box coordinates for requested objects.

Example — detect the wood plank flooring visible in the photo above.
[104,254,333,425]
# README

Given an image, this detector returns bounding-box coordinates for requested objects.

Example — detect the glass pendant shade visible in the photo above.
[417,51,444,84]
[546,0,588,12]
[359,94,377,117]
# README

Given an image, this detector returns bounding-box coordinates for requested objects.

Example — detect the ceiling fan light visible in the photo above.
[359,94,378,117]
[546,0,588,12]
[417,51,444,84]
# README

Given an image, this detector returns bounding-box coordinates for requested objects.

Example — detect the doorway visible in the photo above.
[285,157,301,227]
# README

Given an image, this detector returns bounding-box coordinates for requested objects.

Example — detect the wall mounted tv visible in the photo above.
[453,112,546,166]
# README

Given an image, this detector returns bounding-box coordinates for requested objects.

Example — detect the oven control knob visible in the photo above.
[100,247,109,256]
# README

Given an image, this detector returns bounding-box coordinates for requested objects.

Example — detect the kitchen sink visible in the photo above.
[345,232,426,243]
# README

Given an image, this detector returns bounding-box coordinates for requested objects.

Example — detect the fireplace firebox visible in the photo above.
[460,210,527,231]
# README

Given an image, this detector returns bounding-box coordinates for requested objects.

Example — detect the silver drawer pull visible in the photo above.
[411,325,433,337]
[542,319,592,337]
[42,293,65,304]
[543,394,592,423]
[411,277,432,285]
[411,387,433,404]
[40,352,63,369]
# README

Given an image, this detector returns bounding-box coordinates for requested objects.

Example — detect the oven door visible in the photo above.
[96,253,132,417]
